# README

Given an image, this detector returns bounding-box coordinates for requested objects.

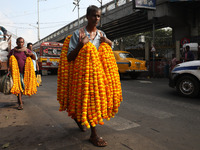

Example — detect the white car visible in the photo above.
[169,60,200,97]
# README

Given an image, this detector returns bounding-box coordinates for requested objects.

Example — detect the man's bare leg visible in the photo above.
[89,126,107,147]
[17,93,23,110]
[74,119,86,132]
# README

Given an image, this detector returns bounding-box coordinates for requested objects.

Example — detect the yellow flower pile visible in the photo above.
[9,55,23,95]
[57,35,73,110]
[9,55,38,96]
[57,35,122,128]
[23,57,39,96]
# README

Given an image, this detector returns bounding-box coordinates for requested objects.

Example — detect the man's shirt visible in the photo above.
[32,51,38,71]
[68,28,106,56]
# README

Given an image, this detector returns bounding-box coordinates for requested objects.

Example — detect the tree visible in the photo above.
[113,28,172,51]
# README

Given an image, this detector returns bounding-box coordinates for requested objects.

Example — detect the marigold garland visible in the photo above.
[9,55,23,96]
[57,36,123,128]
[23,57,38,96]
[9,55,38,96]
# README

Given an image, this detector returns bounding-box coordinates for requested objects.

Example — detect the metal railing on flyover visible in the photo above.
[33,0,135,47]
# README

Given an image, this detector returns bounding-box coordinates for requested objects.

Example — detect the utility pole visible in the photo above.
[97,0,102,27]
[37,0,40,41]
[37,0,46,41]
[73,0,80,28]
[152,19,155,77]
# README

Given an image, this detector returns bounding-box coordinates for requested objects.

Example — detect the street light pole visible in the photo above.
[37,0,40,41]
[73,0,80,28]
[152,20,155,77]
[97,0,102,27]
[78,1,80,28]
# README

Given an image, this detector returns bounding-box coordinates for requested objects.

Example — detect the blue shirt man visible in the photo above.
[68,28,106,56]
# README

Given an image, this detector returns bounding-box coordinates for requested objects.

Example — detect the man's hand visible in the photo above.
[100,36,112,47]
[25,51,33,57]
[37,64,39,72]
[100,36,107,43]
[7,67,10,74]
[80,36,89,46]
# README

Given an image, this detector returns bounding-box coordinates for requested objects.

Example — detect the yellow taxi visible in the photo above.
[113,50,147,79]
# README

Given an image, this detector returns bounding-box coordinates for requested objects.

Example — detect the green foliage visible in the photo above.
[113,28,173,50]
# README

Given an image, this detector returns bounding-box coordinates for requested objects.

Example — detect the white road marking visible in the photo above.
[123,97,175,119]
[104,116,140,131]
[139,80,152,84]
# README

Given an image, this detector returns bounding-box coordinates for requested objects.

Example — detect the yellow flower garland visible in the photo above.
[9,55,23,96]
[9,55,38,96]
[57,35,123,128]
[23,57,38,96]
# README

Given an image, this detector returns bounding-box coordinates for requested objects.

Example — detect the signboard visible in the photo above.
[181,37,190,46]
[133,0,156,10]
[169,0,193,2]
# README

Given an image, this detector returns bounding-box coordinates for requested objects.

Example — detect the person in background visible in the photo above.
[185,45,194,61]
[27,43,39,75]
[198,46,200,60]
[0,26,8,41]
[0,30,3,42]
[8,37,36,110]
[170,54,177,71]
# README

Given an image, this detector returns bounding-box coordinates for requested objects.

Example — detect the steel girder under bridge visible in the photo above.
[33,0,200,47]
[33,0,168,47]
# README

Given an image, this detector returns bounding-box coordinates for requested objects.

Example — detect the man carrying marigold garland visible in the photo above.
[58,5,123,147]
[67,5,113,147]
[8,37,36,110]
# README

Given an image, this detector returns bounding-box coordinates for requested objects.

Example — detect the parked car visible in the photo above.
[113,50,147,79]
[169,60,200,97]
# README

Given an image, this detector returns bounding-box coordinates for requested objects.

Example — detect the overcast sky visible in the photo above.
[0,0,112,46]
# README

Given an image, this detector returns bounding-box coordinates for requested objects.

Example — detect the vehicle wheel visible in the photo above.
[119,73,123,79]
[130,73,139,79]
[176,75,200,97]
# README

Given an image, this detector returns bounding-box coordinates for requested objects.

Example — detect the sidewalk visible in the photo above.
[0,93,29,127]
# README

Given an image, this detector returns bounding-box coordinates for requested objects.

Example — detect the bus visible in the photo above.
[33,42,63,75]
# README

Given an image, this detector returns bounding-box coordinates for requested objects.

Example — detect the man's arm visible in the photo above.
[36,60,39,71]
[67,36,89,62]
[25,51,36,60]
[100,36,112,47]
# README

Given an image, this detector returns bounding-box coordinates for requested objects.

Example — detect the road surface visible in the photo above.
[0,75,200,150]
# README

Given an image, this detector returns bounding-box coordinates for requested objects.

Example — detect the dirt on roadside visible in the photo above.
[0,93,30,149]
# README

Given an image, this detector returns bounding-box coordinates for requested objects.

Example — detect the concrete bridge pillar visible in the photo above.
[145,42,150,61]
[148,2,200,41]
[172,11,200,41]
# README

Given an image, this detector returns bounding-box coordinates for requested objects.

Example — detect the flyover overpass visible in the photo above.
[33,0,200,47]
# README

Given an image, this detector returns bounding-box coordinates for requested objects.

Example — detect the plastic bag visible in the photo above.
[0,73,13,94]
[0,50,8,57]
[36,74,42,86]
[0,41,8,51]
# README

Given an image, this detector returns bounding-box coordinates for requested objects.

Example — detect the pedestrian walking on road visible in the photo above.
[198,45,200,60]
[184,45,194,61]
[170,54,177,71]
[58,5,122,147]
[27,43,39,75]
[8,37,36,110]
[0,26,8,41]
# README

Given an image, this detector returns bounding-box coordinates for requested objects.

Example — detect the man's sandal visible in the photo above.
[17,104,23,110]
[89,136,107,147]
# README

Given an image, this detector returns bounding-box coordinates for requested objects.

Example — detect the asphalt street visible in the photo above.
[0,75,200,150]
